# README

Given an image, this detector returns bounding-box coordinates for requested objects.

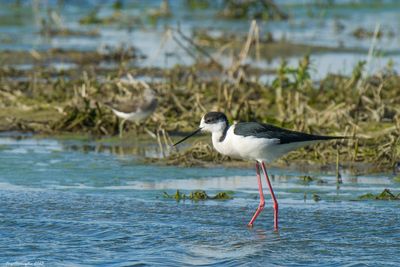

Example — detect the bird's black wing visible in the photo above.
[233,122,343,144]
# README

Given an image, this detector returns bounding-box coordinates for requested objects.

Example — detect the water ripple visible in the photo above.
[1,137,400,265]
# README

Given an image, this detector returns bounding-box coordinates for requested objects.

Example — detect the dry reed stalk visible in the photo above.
[358,23,380,91]
[228,20,259,78]
[172,34,198,61]
[148,28,173,65]
[214,42,234,62]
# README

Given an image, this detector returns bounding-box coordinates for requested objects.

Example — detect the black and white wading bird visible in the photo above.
[173,112,346,230]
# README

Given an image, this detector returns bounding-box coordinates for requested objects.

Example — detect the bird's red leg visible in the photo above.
[248,161,265,227]
[261,161,279,231]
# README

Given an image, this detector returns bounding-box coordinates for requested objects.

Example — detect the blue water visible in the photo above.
[1,135,400,266]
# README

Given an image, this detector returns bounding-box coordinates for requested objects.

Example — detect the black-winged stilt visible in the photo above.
[173,112,345,230]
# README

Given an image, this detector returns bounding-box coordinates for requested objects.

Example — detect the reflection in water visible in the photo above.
[59,139,166,158]
[0,135,165,158]
[251,228,275,241]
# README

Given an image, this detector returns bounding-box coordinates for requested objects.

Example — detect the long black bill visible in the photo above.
[173,128,202,147]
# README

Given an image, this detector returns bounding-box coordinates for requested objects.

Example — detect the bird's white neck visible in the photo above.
[211,124,229,144]
[210,124,238,158]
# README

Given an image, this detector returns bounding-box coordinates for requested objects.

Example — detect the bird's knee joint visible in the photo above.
[259,201,265,209]
[273,202,279,210]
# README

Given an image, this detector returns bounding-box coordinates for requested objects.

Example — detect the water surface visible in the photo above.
[1,136,399,266]
[1,0,399,75]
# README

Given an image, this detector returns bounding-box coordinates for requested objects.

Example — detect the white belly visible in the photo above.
[212,127,276,161]
[112,109,151,122]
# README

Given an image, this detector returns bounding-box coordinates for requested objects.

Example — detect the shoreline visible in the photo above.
[0,130,394,175]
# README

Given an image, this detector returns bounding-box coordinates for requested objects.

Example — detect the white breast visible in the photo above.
[211,125,278,162]
[212,127,240,158]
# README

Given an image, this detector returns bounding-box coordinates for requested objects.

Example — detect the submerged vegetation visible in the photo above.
[163,190,233,201]
[358,189,400,200]
[299,176,327,185]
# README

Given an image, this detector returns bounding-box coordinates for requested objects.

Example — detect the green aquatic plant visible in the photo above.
[189,190,208,200]
[358,189,400,200]
[358,193,376,200]
[375,189,399,200]
[163,189,186,200]
[163,190,233,201]
[212,192,233,200]
[299,175,314,183]
[312,193,321,202]
[299,175,327,185]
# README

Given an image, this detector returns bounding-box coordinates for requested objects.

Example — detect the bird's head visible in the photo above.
[173,112,228,147]
[199,112,228,133]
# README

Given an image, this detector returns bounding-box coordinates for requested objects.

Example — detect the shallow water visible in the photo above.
[1,135,400,266]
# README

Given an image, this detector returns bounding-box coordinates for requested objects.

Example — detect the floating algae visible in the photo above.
[163,190,233,201]
[312,193,321,202]
[358,189,400,200]
[299,176,327,185]
[299,175,314,183]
